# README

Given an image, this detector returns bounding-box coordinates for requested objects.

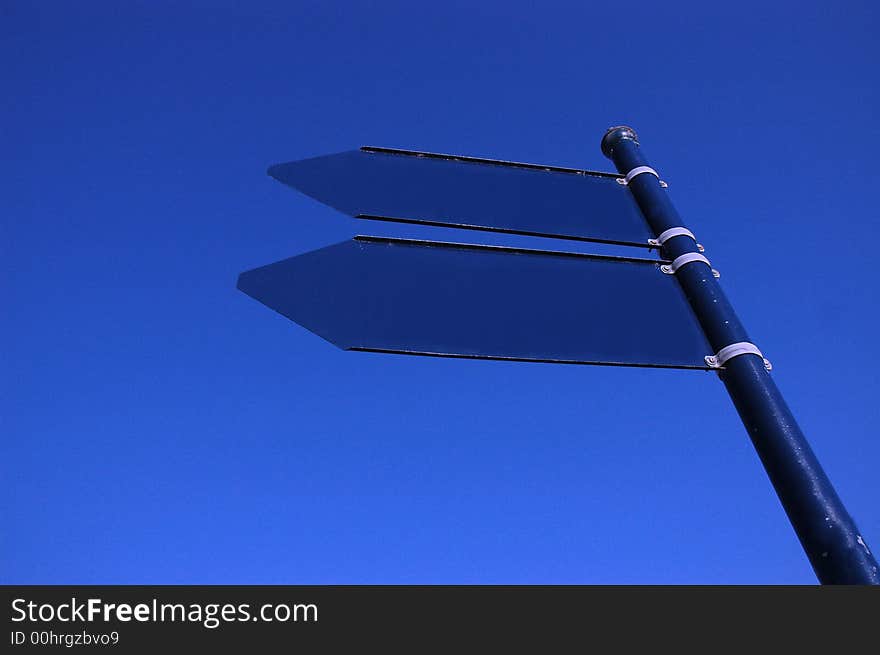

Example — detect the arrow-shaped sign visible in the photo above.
[238,236,710,369]
[268,147,653,247]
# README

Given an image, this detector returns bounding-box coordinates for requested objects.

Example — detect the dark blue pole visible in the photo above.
[601,126,879,584]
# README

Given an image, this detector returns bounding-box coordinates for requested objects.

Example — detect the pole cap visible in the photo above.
[601,126,639,159]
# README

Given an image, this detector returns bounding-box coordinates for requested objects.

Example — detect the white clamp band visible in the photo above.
[660,253,720,278]
[648,227,706,253]
[649,227,694,246]
[616,166,668,188]
[705,342,772,371]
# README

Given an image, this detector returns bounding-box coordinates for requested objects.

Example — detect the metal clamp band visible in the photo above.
[660,253,720,278]
[648,227,706,253]
[616,166,668,188]
[648,227,692,245]
[705,342,772,371]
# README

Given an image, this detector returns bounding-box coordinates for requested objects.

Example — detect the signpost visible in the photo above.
[240,127,879,584]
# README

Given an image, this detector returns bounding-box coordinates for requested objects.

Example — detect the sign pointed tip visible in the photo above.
[235,270,249,292]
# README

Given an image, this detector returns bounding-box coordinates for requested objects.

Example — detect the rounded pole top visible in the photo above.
[601,126,639,159]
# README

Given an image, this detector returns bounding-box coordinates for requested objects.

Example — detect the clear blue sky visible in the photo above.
[3,1,877,584]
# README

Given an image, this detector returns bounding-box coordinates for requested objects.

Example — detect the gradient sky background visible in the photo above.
[3,1,878,584]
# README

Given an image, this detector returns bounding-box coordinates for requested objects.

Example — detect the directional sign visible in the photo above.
[268,147,653,247]
[241,127,880,584]
[237,236,711,369]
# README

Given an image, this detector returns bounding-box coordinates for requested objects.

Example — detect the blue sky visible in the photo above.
[3,1,877,584]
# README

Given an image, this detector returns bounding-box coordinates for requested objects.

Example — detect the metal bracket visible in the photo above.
[647,227,705,252]
[705,342,772,371]
[660,253,720,278]
[616,166,668,188]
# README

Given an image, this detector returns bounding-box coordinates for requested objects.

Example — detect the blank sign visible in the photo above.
[238,237,710,369]
[268,147,653,247]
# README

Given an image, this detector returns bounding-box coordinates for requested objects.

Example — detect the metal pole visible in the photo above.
[601,126,879,584]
